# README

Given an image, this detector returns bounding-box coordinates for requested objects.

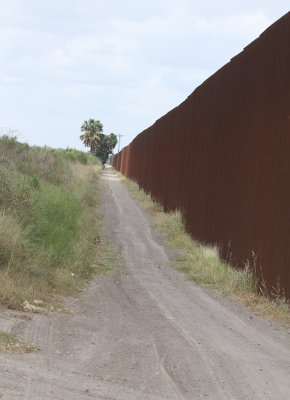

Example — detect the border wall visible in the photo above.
[111,13,290,298]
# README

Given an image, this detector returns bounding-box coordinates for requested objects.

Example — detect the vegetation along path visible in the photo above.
[0,166,289,399]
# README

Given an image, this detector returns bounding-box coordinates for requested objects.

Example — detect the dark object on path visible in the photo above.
[94,235,101,244]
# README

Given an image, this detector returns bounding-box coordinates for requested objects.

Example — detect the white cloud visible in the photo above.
[0,0,289,150]
[195,12,271,38]
[0,75,23,84]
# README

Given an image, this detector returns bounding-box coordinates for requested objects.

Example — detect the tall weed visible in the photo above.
[0,167,31,211]
[0,134,111,309]
[29,183,81,263]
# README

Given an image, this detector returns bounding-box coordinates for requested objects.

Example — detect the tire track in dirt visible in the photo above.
[0,166,289,399]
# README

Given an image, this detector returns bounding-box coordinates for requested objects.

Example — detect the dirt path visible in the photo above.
[0,166,289,400]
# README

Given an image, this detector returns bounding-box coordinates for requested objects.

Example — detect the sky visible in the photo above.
[0,1,289,152]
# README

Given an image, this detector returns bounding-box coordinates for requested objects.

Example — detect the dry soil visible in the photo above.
[0,166,289,400]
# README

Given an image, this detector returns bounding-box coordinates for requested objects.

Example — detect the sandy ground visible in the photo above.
[0,166,289,400]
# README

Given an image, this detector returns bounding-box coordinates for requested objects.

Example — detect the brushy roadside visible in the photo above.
[0,135,115,312]
[117,172,290,326]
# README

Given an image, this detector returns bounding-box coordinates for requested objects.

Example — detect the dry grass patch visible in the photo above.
[117,172,290,325]
[117,173,163,215]
[0,330,39,353]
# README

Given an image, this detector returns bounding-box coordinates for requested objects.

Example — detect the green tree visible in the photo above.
[80,119,103,154]
[80,119,117,164]
[95,133,117,165]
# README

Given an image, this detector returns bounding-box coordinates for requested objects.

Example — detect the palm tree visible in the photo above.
[80,119,103,154]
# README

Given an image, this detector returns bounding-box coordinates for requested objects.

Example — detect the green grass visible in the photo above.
[0,135,115,310]
[117,171,290,325]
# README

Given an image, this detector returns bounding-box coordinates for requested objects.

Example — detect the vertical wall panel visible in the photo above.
[111,13,290,298]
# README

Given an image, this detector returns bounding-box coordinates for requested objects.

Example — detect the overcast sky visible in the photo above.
[0,1,289,152]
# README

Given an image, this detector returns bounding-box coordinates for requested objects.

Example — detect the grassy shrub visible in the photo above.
[0,135,19,166]
[51,148,100,166]
[60,148,90,164]
[0,135,112,309]
[0,137,71,185]
[15,147,71,185]
[29,183,81,262]
[0,213,25,270]
[0,167,32,211]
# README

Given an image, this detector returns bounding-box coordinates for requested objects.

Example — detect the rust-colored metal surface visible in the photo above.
[111,13,290,298]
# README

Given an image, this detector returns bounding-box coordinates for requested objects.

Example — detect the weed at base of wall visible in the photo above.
[117,172,289,326]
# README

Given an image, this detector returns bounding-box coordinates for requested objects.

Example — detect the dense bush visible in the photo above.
[0,135,105,309]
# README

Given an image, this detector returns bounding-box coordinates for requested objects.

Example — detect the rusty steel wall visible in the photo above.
[111,13,290,298]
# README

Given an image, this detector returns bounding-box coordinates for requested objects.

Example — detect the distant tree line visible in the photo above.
[80,119,117,165]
